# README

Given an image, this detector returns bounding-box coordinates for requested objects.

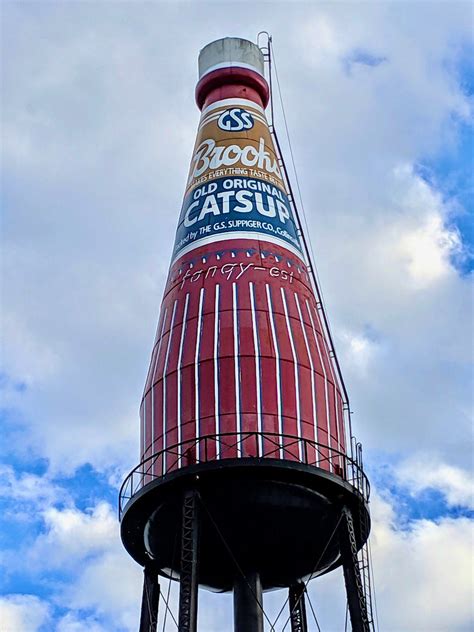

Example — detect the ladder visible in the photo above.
[354,442,376,631]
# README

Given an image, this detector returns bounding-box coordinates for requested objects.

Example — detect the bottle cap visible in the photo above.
[198,37,265,80]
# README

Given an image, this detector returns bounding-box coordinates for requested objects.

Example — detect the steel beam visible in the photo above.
[289,582,308,632]
[178,490,200,632]
[340,506,370,632]
[139,565,160,632]
[233,571,263,632]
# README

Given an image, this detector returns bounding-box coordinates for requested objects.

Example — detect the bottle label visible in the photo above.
[172,98,303,262]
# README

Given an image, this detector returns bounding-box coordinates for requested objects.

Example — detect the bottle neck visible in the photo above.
[195,67,270,111]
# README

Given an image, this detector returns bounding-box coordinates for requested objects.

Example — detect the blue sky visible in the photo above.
[1,2,473,631]
[425,123,473,274]
[419,42,473,274]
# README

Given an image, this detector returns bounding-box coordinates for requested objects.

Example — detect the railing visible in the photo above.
[119,432,370,519]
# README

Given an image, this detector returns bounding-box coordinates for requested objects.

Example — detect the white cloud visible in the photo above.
[391,167,463,288]
[0,465,64,505]
[0,466,70,534]
[395,455,474,510]
[340,329,382,377]
[29,502,117,570]
[370,493,474,631]
[55,613,107,632]
[10,501,142,630]
[0,594,51,632]
[398,211,460,286]
[316,164,472,461]
[60,550,141,632]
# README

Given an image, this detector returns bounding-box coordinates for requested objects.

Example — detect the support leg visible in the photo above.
[139,565,160,632]
[340,506,370,632]
[289,581,308,632]
[178,490,200,632]
[233,571,263,632]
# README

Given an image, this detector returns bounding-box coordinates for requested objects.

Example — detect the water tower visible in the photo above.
[120,36,375,631]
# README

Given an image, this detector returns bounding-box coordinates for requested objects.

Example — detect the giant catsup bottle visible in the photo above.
[140,37,347,478]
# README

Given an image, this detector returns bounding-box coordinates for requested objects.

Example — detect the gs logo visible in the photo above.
[217,108,254,132]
